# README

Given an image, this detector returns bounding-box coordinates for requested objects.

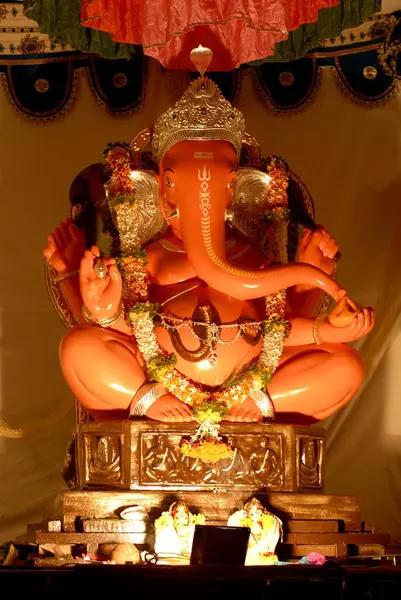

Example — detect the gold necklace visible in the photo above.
[159,238,186,253]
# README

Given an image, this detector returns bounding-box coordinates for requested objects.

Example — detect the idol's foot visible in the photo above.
[145,394,194,422]
[224,397,263,423]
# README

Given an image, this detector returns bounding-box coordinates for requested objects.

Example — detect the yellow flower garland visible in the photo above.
[129,294,289,415]
[181,439,234,463]
[129,299,290,463]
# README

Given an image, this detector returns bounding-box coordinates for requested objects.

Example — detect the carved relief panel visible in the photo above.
[77,422,326,492]
[84,434,122,486]
[139,432,284,490]
[296,434,324,489]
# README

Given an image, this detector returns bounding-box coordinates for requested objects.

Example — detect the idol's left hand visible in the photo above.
[298,227,338,276]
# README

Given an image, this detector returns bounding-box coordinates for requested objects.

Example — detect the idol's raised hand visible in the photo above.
[328,305,374,343]
[43,218,86,274]
[298,227,339,276]
[79,245,122,320]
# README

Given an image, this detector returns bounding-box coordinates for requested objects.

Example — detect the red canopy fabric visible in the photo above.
[80,0,339,70]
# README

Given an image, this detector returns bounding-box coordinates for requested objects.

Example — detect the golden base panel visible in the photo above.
[16,422,392,561]
[76,421,325,492]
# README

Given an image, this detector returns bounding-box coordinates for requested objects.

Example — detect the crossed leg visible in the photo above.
[60,325,192,421]
[269,342,365,422]
[60,327,365,424]
[225,343,365,423]
[60,325,146,414]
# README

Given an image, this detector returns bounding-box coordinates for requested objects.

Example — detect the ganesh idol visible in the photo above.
[44,48,373,427]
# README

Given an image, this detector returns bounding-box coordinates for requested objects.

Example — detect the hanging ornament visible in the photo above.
[190,45,213,77]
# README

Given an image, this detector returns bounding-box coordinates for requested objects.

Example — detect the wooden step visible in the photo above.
[280,532,392,558]
[284,533,391,545]
[286,520,339,533]
[16,531,147,554]
[55,491,362,533]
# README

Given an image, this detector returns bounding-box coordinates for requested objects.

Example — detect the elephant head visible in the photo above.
[107,73,344,303]
[157,138,343,302]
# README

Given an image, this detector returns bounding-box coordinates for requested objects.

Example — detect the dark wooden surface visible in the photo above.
[1,564,401,599]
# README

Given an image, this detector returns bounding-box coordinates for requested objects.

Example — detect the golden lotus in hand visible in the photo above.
[328,296,359,327]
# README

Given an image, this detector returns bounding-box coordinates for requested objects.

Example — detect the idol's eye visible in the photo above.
[165,176,175,188]
[227,178,236,189]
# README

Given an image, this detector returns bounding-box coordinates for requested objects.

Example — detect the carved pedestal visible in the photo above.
[17,421,394,561]
[76,421,325,492]
[20,489,392,560]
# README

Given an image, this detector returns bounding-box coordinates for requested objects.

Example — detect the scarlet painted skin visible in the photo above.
[44,141,374,423]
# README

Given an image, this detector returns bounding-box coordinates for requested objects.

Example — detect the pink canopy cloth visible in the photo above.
[80,0,339,70]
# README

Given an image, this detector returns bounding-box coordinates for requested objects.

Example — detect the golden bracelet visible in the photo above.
[249,389,275,420]
[312,318,323,345]
[53,269,79,284]
[82,302,125,328]
[130,383,167,417]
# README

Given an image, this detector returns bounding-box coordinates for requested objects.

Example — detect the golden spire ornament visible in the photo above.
[190,45,213,77]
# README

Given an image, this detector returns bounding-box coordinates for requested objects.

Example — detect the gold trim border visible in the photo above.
[0,53,85,66]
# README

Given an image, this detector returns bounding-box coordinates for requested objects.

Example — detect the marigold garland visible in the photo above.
[181,439,234,463]
[118,253,149,304]
[103,142,150,306]
[192,401,229,424]
[155,510,205,530]
[263,155,289,210]
[128,300,289,411]
[104,143,133,198]
[261,155,290,265]
[128,295,289,462]
[103,142,131,167]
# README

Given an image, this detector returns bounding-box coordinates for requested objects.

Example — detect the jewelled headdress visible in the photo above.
[152,77,246,163]
[151,46,245,163]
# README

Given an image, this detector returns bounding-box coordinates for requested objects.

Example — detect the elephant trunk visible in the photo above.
[179,190,343,302]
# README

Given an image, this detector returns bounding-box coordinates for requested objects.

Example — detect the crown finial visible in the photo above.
[190,45,213,77]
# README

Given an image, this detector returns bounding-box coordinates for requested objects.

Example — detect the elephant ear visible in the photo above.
[103,142,164,255]
[228,161,289,265]
[228,167,270,241]
[106,170,164,254]
[228,157,315,265]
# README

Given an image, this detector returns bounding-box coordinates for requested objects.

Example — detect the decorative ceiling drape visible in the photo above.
[23,0,381,66]
[1,11,401,121]
[79,0,343,69]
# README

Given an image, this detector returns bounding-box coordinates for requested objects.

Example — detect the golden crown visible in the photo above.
[152,48,245,163]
